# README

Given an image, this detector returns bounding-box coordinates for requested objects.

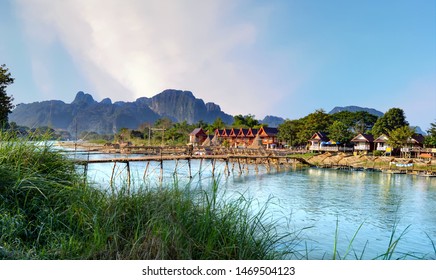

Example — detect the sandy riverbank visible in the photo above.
[306,152,435,174]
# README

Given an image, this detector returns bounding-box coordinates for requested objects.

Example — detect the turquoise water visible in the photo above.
[80,154,436,259]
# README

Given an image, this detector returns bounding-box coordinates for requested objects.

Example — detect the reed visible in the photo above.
[0,132,295,259]
[1,132,433,260]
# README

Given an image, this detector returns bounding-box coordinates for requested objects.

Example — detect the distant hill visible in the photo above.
[261,115,284,127]
[9,89,234,135]
[329,106,384,117]
[329,106,426,135]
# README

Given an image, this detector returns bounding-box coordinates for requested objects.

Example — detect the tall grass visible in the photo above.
[0,132,295,259]
[1,132,434,260]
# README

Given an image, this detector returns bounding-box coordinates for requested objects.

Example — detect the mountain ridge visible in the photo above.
[328,106,384,117]
[9,89,233,135]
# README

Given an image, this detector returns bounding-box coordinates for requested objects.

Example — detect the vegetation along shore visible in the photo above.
[0,133,296,260]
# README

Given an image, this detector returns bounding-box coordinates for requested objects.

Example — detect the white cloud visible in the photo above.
[14,0,296,118]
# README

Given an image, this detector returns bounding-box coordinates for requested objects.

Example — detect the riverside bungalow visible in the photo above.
[374,134,391,154]
[211,127,281,148]
[222,128,238,146]
[351,134,374,155]
[308,131,353,152]
[236,128,249,147]
[257,127,281,148]
[401,134,425,158]
[308,132,329,151]
[189,128,208,146]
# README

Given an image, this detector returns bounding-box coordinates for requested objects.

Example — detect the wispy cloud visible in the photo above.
[14,0,298,117]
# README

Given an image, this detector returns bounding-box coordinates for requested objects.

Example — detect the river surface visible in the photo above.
[75,152,436,260]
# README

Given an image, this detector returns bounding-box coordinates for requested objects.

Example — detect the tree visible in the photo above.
[208,117,226,132]
[232,114,260,128]
[424,121,436,147]
[278,119,301,147]
[328,121,353,144]
[387,126,415,156]
[371,108,408,136]
[295,109,332,145]
[166,121,193,144]
[331,111,379,134]
[0,64,15,126]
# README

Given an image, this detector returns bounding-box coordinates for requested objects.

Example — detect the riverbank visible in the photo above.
[56,141,436,176]
[305,152,436,176]
[0,136,293,260]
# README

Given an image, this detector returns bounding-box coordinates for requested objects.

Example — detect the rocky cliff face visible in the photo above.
[147,89,233,124]
[9,90,233,135]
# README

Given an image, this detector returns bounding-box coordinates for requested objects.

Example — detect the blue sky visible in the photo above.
[1,0,435,130]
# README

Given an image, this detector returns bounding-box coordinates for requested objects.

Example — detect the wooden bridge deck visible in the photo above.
[74,154,310,165]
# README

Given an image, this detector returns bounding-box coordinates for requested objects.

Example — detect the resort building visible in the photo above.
[374,134,392,155]
[351,134,375,155]
[257,127,281,149]
[308,132,330,151]
[190,127,282,148]
[308,131,353,152]
[189,128,208,146]
[401,134,425,158]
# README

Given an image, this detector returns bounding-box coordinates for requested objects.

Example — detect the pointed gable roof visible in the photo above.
[408,134,425,144]
[246,128,258,137]
[374,134,389,143]
[221,129,230,137]
[229,128,237,137]
[257,127,278,137]
[237,128,249,138]
[310,132,329,142]
[189,128,207,137]
[351,133,374,143]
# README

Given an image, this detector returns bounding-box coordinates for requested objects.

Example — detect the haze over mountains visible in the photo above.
[9,89,234,135]
[11,89,424,135]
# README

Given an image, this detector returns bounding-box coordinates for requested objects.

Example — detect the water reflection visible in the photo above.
[81,156,436,259]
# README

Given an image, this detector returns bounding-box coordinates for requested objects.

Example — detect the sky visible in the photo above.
[1,0,435,130]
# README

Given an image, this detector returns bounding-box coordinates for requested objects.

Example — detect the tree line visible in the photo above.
[1,64,435,148]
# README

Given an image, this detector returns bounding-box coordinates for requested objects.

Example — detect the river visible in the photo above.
[76,152,436,260]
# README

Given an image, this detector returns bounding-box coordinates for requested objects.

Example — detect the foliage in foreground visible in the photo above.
[0,134,292,259]
[1,133,434,260]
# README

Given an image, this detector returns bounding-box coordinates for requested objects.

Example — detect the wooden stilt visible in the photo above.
[174,159,179,177]
[225,159,230,176]
[143,161,150,181]
[83,163,88,184]
[199,158,203,177]
[188,158,192,179]
[159,159,163,183]
[110,162,117,192]
[238,158,242,175]
[212,159,216,177]
[126,161,131,194]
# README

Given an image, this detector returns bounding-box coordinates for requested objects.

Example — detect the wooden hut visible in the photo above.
[189,128,208,146]
[351,134,374,155]
[308,132,329,151]
[374,134,391,154]
[257,127,280,148]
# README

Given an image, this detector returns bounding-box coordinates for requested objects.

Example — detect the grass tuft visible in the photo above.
[0,132,295,259]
